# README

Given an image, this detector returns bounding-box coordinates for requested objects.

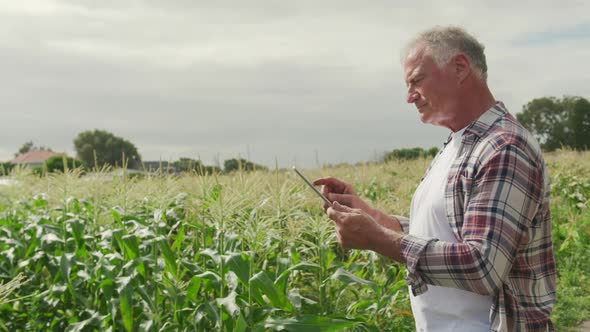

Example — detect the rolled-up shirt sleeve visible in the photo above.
[393,215,410,235]
[400,143,544,296]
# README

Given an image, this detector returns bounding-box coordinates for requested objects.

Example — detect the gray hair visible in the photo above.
[403,26,488,81]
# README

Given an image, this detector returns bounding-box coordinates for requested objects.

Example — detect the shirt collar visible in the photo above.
[463,101,508,138]
[441,101,508,147]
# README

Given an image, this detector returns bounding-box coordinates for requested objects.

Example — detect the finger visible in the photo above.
[312,177,336,186]
[327,206,341,221]
[313,177,346,192]
[328,204,351,224]
[322,185,330,196]
[327,193,354,206]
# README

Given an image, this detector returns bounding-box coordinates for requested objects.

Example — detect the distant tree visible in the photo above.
[204,165,222,175]
[517,96,590,151]
[384,147,439,161]
[173,158,220,175]
[174,158,205,173]
[74,130,141,168]
[14,141,52,157]
[323,162,352,168]
[425,147,439,158]
[16,141,34,157]
[223,158,268,173]
[569,97,590,150]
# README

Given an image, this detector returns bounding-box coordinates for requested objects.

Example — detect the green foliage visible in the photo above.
[33,156,87,175]
[383,147,439,161]
[0,152,588,331]
[205,165,223,175]
[517,96,590,151]
[73,129,141,169]
[0,166,414,331]
[0,162,14,176]
[223,158,268,173]
[549,169,590,328]
[174,158,203,173]
[570,97,590,150]
[356,177,390,202]
[16,141,34,157]
[0,274,28,305]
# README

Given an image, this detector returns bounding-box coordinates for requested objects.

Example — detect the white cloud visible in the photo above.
[1,0,589,167]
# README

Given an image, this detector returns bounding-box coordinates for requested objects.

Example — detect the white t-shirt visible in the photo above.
[409,128,492,332]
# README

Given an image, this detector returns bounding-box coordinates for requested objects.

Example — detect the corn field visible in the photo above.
[0,151,588,331]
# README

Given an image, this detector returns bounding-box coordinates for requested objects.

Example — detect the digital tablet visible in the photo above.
[292,166,332,206]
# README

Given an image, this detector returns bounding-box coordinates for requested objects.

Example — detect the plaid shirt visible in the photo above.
[397,102,556,331]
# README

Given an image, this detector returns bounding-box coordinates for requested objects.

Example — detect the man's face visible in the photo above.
[403,46,458,128]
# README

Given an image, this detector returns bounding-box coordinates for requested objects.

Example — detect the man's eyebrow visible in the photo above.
[405,68,422,85]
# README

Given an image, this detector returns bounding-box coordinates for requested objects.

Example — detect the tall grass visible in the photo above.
[545,150,590,330]
[0,151,588,330]
[0,162,416,331]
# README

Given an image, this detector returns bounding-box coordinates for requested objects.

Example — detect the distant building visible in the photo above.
[11,150,63,168]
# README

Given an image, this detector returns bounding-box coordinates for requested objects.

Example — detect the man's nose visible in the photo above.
[407,91,420,104]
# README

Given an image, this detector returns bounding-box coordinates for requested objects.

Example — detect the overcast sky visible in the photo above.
[1,1,589,168]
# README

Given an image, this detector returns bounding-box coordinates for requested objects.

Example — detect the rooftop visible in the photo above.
[12,150,62,164]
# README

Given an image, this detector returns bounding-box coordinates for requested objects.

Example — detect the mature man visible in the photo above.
[314,26,556,331]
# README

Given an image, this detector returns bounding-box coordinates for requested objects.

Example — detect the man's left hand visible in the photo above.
[327,201,382,250]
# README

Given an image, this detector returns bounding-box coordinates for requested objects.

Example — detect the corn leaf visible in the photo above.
[264,315,362,331]
[250,271,292,311]
[330,268,378,292]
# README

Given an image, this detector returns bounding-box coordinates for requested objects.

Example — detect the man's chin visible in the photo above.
[418,113,431,124]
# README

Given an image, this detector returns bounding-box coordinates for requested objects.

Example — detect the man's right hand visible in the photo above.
[312,177,374,215]
[313,176,403,233]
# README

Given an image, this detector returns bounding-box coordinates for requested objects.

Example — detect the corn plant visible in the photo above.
[0,164,419,331]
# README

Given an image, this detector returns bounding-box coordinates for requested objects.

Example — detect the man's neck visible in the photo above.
[449,85,496,132]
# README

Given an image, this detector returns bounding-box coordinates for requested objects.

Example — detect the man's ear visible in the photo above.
[453,53,471,84]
